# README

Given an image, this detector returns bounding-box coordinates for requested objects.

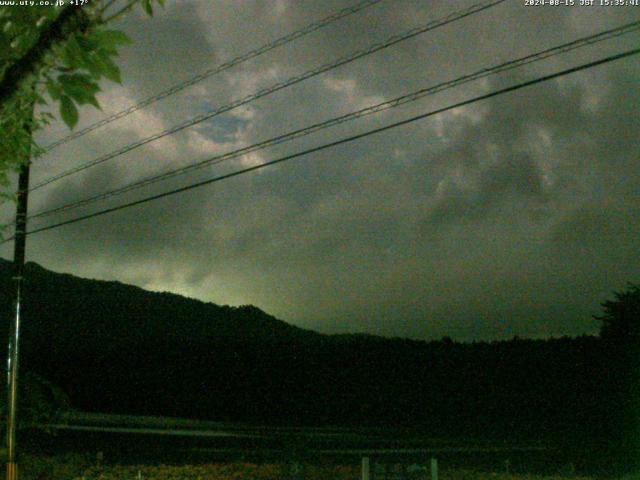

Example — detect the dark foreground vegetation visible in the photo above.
[0,259,637,475]
[0,454,616,480]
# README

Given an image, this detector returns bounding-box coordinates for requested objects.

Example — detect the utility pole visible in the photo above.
[1,7,94,479]
[6,117,32,480]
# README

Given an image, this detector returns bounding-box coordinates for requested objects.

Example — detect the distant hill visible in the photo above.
[0,258,632,470]
[0,258,327,420]
[0,258,317,345]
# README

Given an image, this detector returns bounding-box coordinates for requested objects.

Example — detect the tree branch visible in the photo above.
[98,0,120,16]
[0,5,92,109]
[102,0,139,24]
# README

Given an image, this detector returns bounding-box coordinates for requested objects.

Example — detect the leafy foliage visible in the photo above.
[0,1,163,200]
[45,27,133,126]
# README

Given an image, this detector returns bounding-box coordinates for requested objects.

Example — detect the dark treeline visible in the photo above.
[0,259,637,472]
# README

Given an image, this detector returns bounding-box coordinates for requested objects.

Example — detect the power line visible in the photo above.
[8,46,638,243]
[30,0,507,192]
[39,0,388,154]
[28,20,640,221]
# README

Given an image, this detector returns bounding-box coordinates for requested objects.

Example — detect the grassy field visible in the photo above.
[14,455,614,480]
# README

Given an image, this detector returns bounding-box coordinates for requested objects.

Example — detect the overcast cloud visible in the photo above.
[2,0,639,341]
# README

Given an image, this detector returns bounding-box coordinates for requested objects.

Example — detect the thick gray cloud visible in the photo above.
[2,0,639,341]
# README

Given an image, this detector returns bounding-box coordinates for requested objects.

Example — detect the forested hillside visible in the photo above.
[0,259,636,470]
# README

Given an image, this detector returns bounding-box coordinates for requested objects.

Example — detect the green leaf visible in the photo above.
[59,95,78,129]
[59,73,99,94]
[46,79,63,101]
[58,73,92,85]
[76,34,98,52]
[62,35,84,69]
[59,74,101,108]
[91,29,131,53]
[87,95,101,109]
[92,53,122,84]
[75,35,102,73]
[143,0,153,16]
[82,58,103,80]
[74,53,102,80]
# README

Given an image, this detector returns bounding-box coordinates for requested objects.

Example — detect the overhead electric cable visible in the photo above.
[30,0,506,191]
[28,20,640,220]
[8,46,637,243]
[39,0,388,154]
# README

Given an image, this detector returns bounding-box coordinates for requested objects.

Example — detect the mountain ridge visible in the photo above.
[0,257,321,347]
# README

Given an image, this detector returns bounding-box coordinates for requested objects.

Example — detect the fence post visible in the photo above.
[362,456,370,480]
[430,458,438,480]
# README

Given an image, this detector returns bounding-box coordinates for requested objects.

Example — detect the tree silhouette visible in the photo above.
[596,283,640,343]
[594,283,640,471]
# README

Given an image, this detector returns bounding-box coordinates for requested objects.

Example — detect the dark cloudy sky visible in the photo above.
[2,0,639,341]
